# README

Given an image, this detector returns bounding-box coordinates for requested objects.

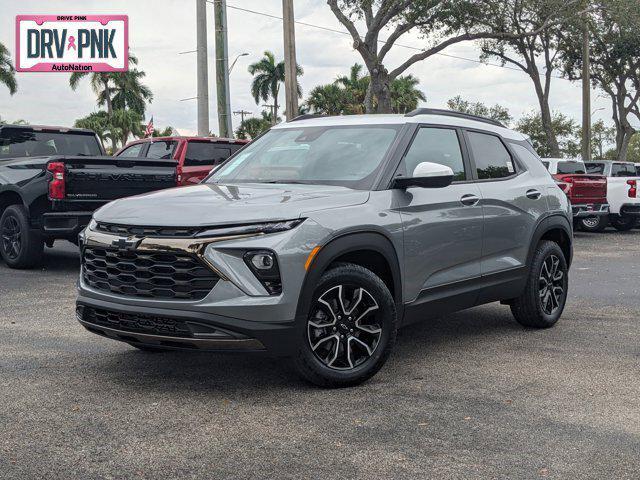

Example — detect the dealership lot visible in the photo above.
[1,231,638,479]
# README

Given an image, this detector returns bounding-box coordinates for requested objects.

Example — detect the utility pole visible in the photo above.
[581,13,591,161]
[282,0,298,121]
[213,0,233,138]
[233,110,252,124]
[196,0,209,136]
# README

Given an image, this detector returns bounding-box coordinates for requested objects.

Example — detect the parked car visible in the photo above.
[0,124,178,268]
[585,160,640,231]
[115,136,249,186]
[77,109,573,387]
[541,158,609,232]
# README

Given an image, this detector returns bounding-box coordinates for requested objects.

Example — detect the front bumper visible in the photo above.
[572,203,609,218]
[76,296,299,355]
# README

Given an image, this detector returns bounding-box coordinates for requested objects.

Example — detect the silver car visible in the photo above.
[77,109,573,387]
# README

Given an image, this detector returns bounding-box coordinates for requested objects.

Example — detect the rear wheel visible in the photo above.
[511,241,568,329]
[0,205,44,269]
[578,215,608,232]
[294,263,396,388]
[610,214,635,231]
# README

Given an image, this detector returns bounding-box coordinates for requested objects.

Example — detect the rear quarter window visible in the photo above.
[585,162,605,174]
[611,163,637,177]
[557,162,586,174]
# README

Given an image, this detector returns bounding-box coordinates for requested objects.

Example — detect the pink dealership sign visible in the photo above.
[15,15,128,72]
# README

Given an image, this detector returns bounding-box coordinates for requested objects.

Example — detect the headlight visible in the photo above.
[244,250,282,295]
[195,219,304,238]
[88,218,98,231]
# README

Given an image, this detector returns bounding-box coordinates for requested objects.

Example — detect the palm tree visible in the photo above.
[74,111,110,143]
[110,108,143,148]
[151,126,174,137]
[335,64,368,114]
[248,51,303,124]
[0,42,17,95]
[306,84,349,115]
[390,75,426,114]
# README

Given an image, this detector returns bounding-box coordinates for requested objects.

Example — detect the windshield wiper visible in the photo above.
[261,180,309,184]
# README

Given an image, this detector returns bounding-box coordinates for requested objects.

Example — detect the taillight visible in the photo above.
[47,162,65,200]
[176,163,183,185]
[627,179,637,198]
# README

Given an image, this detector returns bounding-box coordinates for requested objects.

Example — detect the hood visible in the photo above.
[94,183,369,227]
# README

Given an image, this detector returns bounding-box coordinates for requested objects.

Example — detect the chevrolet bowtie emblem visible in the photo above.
[111,237,140,252]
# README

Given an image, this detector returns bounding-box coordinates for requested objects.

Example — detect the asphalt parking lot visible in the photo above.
[1,230,639,479]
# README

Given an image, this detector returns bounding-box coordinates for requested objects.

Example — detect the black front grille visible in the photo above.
[81,306,193,337]
[96,222,200,237]
[82,247,218,300]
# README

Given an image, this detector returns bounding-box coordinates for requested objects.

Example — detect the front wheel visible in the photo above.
[610,214,636,231]
[293,263,397,388]
[511,241,568,329]
[0,205,44,269]
[578,215,608,232]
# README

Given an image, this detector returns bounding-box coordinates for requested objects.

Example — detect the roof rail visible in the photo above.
[289,114,326,122]
[404,108,505,128]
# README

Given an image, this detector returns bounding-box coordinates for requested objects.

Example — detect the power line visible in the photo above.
[220,2,567,80]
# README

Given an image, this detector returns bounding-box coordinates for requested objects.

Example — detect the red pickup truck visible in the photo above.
[115,136,248,185]
[542,158,609,232]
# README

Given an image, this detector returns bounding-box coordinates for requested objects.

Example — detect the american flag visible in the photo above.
[144,116,154,137]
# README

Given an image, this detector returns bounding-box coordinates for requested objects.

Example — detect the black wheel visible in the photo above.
[294,263,397,388]
[0,205,44,269]
[578,215,608,232]
[511,241,568,329]
[610,215,636,231]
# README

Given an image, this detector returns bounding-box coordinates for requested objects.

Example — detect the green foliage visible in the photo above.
[306,84,352,115]
[390,75,427,114]
[446,95,513,126]
[516,111,579,158]
[0,42,17,95]
[626,134,640,163]
[151,126,174,137]
[590,119,615,159]
[236,111,273,140]
[248,51,303,121]
[0,116,27,125]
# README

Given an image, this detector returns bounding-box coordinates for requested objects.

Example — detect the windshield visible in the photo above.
[0,128,102,159]
[207,125,401,189]
[557,161,586,174]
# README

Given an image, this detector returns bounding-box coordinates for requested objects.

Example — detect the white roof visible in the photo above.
[273,113,527,141]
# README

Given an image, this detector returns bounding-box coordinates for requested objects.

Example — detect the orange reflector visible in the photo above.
[305,246,321,271]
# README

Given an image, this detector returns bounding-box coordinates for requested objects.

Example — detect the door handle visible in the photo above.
[460,194,480,206]
[526,189,542,200]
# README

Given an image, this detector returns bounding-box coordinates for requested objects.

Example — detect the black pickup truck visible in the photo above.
[0,124,178,268]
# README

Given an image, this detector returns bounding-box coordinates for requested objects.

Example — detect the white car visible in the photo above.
[585,160,640,231]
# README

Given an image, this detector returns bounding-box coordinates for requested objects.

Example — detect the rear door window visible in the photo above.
[611,163,637,177]
[557,162,586,174]
[184,142,237,167]
[585,162,605,174]
[117,143,144,157]
[145,141,177,159]
[466,131,515,180]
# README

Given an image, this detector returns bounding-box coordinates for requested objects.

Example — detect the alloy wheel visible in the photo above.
[1,215,21,260]
[538,254,565,315]
[307,284,382,370]
[581,217,599,229]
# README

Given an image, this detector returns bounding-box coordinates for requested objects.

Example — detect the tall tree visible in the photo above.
[248,51,303,124]
[590,119,615,159]
[479,0,580,157]
[335,63,369,113]
[390,75,426,113]
[561,1,640,161]
[327,0,584,114]
[0,42,17,95]
[516,111,580,158]
[447,95,513,125]
[306,84,352,115]
[110,108,143,148]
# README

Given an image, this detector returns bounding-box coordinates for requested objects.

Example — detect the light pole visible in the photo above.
[196,0,209,136]
[229,52,249,74]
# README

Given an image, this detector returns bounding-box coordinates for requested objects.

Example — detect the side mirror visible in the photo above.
[392,162,455,189]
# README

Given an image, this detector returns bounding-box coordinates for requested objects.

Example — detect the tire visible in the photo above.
[0,205,44,269]
[610,214,636,231]
[578,215,608,232]
[293,263,397,388]
[510,241,568,329]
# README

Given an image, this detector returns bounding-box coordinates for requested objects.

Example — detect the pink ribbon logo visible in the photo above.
[67,35,77,50]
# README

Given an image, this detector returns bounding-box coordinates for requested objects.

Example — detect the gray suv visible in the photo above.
[77,109,573,387]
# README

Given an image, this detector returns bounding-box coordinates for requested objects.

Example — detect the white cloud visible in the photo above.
[0,0,614,133]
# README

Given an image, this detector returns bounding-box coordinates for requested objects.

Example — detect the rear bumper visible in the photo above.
[620,204,640,217]
[572,203,609,218]
[42,211,93,237]
[76,296,299,355]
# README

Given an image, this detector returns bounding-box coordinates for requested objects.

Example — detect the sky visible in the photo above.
[0,0,616,137]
